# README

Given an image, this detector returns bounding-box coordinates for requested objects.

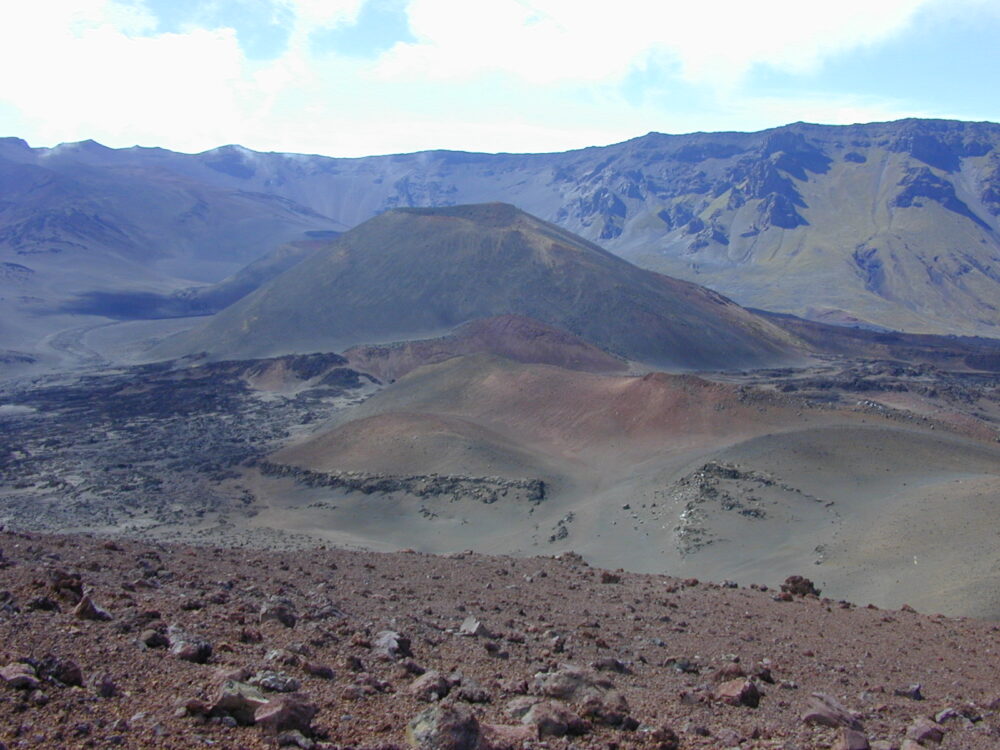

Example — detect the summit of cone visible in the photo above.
[154,202,800,370]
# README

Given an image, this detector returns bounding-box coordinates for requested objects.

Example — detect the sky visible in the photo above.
[0,0,998,158]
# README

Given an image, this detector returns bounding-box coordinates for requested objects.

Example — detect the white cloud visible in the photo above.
[656,93,939,136]
[0,0,995,158]
[376,0,938,89]
[0,1,248,150]
[278,0,367,29]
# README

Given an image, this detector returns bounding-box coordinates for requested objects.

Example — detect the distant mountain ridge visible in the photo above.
[3,118,1000,360]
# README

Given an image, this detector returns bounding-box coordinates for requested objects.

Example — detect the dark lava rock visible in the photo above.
[781,575,820,597]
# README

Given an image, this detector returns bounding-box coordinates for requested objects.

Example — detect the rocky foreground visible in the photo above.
[0,531,998,750]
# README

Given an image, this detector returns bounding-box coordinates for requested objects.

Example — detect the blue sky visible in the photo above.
[0,0,998,157]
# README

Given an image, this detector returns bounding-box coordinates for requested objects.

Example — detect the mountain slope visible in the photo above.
[344,314,629,380]
[11,119,1000,338]
[0,138,342,360]
[267,353,1000,615]
[7,119,1000,368]
[154,203,800,370]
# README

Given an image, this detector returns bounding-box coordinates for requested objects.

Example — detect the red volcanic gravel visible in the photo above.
[0,530,999,749]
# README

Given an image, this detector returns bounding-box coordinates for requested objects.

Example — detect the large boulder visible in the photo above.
[260,596,298,628]
[211,680,269,725]
[168,625,213,664]
[0,663,41,690]
[834,728,871,750]
[533,664,607,701]
[521,701,588,738]
[802,693,863,731]
[73,595,112,621]
[36,655,83,687]
[374,630,412,659]
[410,670,451,702]
[906,717,945,745]
[254,695,319,734]
[714,678,760,708]
[407,703,482,750]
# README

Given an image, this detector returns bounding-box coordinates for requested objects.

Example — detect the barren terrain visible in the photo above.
[4,325,1000,618]
[2,530,1000,749]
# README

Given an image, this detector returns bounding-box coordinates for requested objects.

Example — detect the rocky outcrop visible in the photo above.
[893,167,990,228]
[256,461,546,505]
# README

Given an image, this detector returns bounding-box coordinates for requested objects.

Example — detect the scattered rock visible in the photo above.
[179,697,209,717]
[834,728,871,750]
[398,658,426,676]
[578,688,629,725]
[665,657,700,674]
[782,575,820,597]
[410,670,451,702]
[479,722,534,749]
[802,692,863,730]
[894,683,924,701]
[533,664,597,700]
[266,648,302,667]
[36,655,83,687]
[340,684,365,701]
[211,680,269,725]
[714,678,760,708]
[168,625,213,663]
[373,630,412,659]
[254,695,319,735]
[73,595,112,621]
[139,628,168,649]
[260,596,298,628]
[240,627,264,643]
[936,704,981,724]
[252,671,301,693]
[277,729,315,749]
[0,663,41,690]
[26,596,60,612]
[521,700,588,738]
[716,728,741,745]
[90,674,116,698]
[505,696,541,721]
[591,657,630,673]
[906,717,945,744]
[459,616,490,638]
[712,662,747,682]
[48,569,83,603]
[650,723,680,750]
[216,666,253,683]
[455,677,490,704]
[303,661,334,680]
[407,703,482,750]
